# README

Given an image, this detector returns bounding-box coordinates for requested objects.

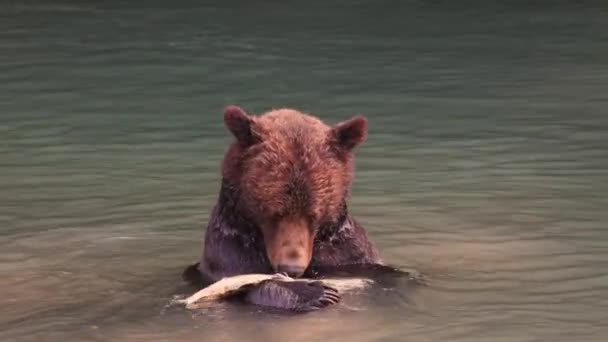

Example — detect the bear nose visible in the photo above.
[277,264,306,277]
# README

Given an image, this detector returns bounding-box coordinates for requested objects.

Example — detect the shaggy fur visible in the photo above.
[183,105,385,311]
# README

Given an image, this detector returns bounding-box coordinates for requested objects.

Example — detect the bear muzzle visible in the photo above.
[271,245,310,277]
[261,218,314,278]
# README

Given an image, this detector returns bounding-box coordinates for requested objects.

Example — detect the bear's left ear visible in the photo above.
[330,115,368,151]
[223,105,259,146]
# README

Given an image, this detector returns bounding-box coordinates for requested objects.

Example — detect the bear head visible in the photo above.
[221,105,367,277]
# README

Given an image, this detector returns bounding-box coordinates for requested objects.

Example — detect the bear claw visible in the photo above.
[294,282,341,312]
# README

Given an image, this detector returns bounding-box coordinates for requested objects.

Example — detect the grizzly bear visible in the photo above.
[183,105,396,312]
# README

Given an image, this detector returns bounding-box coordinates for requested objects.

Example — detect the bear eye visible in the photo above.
[270,209,288,223]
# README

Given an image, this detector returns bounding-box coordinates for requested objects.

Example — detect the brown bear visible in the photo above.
[183,105,396,312]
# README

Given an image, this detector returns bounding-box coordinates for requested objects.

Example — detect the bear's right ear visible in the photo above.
[223,105,258,146]
[329,115,368,152]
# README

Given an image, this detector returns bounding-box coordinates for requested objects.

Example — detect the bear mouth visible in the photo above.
[275,264,306,278]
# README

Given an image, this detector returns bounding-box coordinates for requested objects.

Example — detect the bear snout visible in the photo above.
[269,243,311,278]
[261,218,314,278]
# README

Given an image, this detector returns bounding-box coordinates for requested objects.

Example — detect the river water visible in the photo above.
[1,1,608,341]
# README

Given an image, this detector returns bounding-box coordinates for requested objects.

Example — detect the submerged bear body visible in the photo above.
[184,105,390,311]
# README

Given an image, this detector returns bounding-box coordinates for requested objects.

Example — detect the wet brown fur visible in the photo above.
[180,106,391,311]
[185,105,383,298]
[220,106,368,273]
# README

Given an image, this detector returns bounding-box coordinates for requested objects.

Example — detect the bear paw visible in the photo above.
[244,279,341,312]
[294,281,341,312]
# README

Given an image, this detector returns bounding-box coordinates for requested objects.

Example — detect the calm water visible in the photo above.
[2,1,608,341]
